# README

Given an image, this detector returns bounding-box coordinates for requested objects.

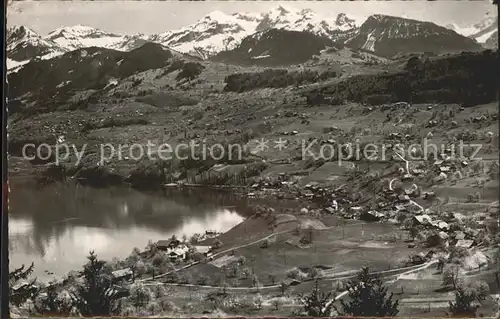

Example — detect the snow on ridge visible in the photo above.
[10,5,362,61]
[476,28,497,43]
[446,23,479,37]
[45,24,131,51]
[361,30,377,51]
[7,58,28,73]
[7,50,65,72]
[153,5,360,57]
[444,9,497,40]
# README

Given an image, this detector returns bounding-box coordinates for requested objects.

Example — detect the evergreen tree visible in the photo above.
[9,262,40,307]
[70,251,121,316]
[297,279,335,317]
[335,267,399,317]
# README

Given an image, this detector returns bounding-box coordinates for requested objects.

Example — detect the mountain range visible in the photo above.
[7,5,497,70]
[446,10,498,49]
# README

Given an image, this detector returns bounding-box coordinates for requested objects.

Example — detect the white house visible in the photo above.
[167,245,189,261]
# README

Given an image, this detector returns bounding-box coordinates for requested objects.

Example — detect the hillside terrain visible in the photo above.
[6,5,500,318]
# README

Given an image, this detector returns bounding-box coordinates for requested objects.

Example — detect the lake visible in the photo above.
[8,178,249,282]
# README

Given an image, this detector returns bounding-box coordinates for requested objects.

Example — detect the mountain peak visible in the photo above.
[232,12,263,22]
[47,25,119,39]
[266,5,297,19]
[275,5,292,13]
[335,13,357,29]
[348,14,482,57]
[7,24,65,62]
[7,25,40,41]
[204,10,232,22]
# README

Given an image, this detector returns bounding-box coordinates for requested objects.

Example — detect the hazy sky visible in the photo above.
[7,0,496,35]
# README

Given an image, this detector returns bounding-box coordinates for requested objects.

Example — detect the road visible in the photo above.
[139,260,438,294]
[136,221,367,283]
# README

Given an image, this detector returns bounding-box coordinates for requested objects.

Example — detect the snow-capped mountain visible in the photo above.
[211,28,334,66]
[346,15,483,57]
[255,6,356,37]
[148,5,360,58]
[7,25,67,62]
[7,24,153,72]
[446,9,498,48]
[7,5,494,71]
[46,25,149,52]
[148,10,262,59]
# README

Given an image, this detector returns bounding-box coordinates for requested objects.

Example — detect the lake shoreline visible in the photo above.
[8,179,260,282]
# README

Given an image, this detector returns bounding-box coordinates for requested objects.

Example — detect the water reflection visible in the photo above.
[8,179,248,281]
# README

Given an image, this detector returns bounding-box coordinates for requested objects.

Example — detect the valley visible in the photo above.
[6,2,500,318]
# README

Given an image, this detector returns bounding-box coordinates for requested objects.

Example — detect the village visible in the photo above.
[5,0,499,314]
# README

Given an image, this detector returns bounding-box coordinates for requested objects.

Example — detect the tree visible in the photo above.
[448,247,468,264]
[309,267,325,279]
[297,279,335,317]
[335,267,399,317]
[252,274,260,288]
[409,226,419,241]
[437,257,446,273]
[442,265,461,290]
[213,239,223,249]
[493,247,500,287]
[471,281,490,302]
[279,281,288,296]
[253,294,263,310]
[9,262,40,307]
[34,284,73,316]
[405,56,423,72]
[128,283,151,310]
[242,267,251,279]
[70,251,121,316]
[448,285,480,317]
[271,298,284,311]
[125,248,141,267]
[260,238,270,248]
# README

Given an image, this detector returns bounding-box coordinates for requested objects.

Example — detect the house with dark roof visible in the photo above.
[157,239,181,251]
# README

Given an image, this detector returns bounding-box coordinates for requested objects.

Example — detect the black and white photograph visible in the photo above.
[5,0,500,317]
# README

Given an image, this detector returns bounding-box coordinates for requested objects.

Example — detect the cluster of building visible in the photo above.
[111,238,214,283]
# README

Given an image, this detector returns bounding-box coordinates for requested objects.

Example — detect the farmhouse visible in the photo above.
[157,239,181,250]
[167,245,189,261]
[111,268,133,282]
[413,214,432,225]
[455,239,474,248]
[156,238,190,261]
